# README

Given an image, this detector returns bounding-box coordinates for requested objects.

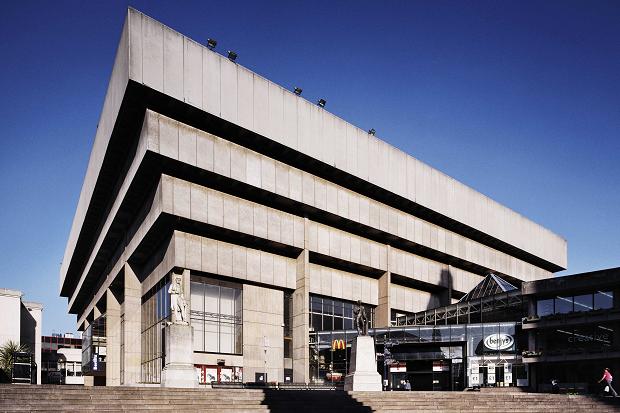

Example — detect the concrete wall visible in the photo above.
[122,8,566,268]
[242,284,284,382]
[22,302,42,385]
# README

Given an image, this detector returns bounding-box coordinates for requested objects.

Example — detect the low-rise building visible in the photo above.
[0,288,42,384]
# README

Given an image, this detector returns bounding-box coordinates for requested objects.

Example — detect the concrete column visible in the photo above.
[106,289,121,386]
[376,272,391,327]
[243,285,284,383]
[375,245,391,328]
[292,219,310,383]
[122,263,142,385]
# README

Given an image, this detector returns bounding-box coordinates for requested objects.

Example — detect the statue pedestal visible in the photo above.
[344,336,382,391]
[160,323,197,388]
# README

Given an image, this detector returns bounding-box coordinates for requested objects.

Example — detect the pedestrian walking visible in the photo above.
[404,380,411,391]
[598,368,618,397]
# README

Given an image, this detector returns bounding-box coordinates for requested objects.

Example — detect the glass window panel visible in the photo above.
[312,313,322,331]
[537,299,554,316]
[554,296,573,314]
[334,317,343,330]
[205,285,219,314]
[574,294,593,313]
[343,318,353,330]
[205,320,219,352]
[419,327,434,342]
[403,327,420,342]
[594,291,613,310]
[323,299,334,315]
[191,282,205,312]
[220,323,234,354]
[333,301,343,317]
[450,325,466,342]
[220,287,235,316]
[311,297,322,313]
[193,320,204,351]
[323,315,333,331]
[343,302,353,319]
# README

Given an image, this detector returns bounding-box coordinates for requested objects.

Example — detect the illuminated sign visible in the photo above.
[332,339,346,350]
[483,333,514,351]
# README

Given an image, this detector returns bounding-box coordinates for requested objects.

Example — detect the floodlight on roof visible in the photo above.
[294,87,302,96]
[368,128,376,136]
[207,38,217,50]
[317,98,326,108]
[227,51,238,62]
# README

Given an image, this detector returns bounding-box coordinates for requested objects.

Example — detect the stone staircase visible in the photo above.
[1,385,619,412]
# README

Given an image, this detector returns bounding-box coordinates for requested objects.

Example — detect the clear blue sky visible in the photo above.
[0,1,618,335]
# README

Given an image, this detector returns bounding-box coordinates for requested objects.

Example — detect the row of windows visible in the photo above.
[536,291,614,317]
[309,295,375,332]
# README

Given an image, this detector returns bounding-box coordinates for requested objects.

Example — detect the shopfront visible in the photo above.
[309,321,525,391]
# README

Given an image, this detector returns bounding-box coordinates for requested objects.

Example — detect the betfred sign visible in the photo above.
[483,333,514,351]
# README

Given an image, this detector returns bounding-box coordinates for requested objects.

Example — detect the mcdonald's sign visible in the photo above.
[332,339,346,350]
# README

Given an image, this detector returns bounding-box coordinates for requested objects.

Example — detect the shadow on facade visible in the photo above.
[260,389,372,412]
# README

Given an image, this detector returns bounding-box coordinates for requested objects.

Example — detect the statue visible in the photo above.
[168,272,188,324]
[353,300,368,336]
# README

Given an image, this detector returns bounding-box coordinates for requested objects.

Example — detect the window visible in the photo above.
[538,291,614,317]
[309,295,374,332]
[554,296,573,314]
[140,276,170,384]
[536,299,554,317]
[594,291,613,310]
[191,278,243,355]
[283,292,293,358]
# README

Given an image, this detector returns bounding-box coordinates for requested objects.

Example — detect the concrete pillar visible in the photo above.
[376,271,391,328]
[82,318,93,387]
[106,289,121,386]
[122,263,142,385]
[292,219,310,383]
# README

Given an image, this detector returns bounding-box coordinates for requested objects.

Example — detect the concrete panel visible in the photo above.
[346,123,358,176]
[230,144,247,183]
[253,75,269,136]
[237,68,253,130]
[178,122,197,166]
[196,130,214,172]
[159,117,178,160]
[282,91,298,150]
[220,58,238,123]
[162,27,183,100]
[141,14,163,90]
[246,150,262,188]
[268,81,284,143]
[183,37,202,108]
[261,157,276,193]
[128,9,143,84]
[213,138,231,178]
[202,50,221,116]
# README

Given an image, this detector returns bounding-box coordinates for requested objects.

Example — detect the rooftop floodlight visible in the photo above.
[294,87,302,96]
[368,128,376,136]
[207,38,217,50]
[317,98,326,108]
[227,51,238,62]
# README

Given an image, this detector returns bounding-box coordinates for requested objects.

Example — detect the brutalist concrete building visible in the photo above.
[60,9,567,386]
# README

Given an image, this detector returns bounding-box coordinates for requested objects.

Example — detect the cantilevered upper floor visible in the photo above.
[60,8,567,301]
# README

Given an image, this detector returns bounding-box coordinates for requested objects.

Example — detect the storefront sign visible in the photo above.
[487,363,495,384]
[390,365,406,373]
[332,339,346,350]
[504,364,513,384]
[433,361,450,372]
[483,333,514,351]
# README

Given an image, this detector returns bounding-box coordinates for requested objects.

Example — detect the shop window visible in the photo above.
[309,294,374,332]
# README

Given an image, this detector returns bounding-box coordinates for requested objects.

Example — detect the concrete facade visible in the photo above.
[60,9,567,386]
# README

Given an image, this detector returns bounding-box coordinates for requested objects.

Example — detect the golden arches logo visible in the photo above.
[332,339,346,350]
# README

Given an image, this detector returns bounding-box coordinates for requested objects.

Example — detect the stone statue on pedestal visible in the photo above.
[168,272,188,325]
[353,300,368,336]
